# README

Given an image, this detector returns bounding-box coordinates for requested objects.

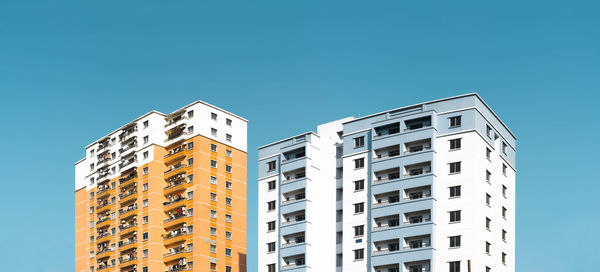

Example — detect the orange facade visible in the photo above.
[75,134,246,272]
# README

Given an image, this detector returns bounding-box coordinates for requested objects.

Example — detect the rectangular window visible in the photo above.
[226,149,232,157]
[210,262,217,271]
[486,193,491,205]
[187,142,194,149]
[449,210,461,222]
[486,217,491,230]
[267,242,276,252]
[354,248,364,260]
[210,227,217,236]
[354,202,364,214]
[449,116,461,127]
[267,161,276,171]
[226,134,232,142]
[211,112,218,120]
[354,136,365,148]
[267,180,276,190]
[211,144,217,152]
[143,120,149,128]
[486,147,491,159]
[226,118,232,126]
[226,164,232,173]
[502,164,507,175]
[354,158,365,169]
[143,199,148,207]
[354,179,364,191]
[143,216,148,224]
[449,186,461,198]
[502,185,507,197]
[210,176,217,184]
[188,174,194,182]
[226,197,232,206]
[450,138,461,150]
[502,229,507,241]
[502,252,507,264]
[226,181,232,190]
[187,110,193,118]
[225,248,232,257]
[143,151,148,159]
[267,221,276,231]
[486,125,492,137]
[449,235,461,248]
[267,264,276,272]
[187,126,194,134]
[486,170,491,183]
[211,128,217,136]
[211,193,217,201]
[502,142,507,154]
[354,225,364,237]
[225,214,232,223]
[210,244,217,253]
[267,201,276,211]
[187,158,193,166]
[143,167,148,175]
[486,242,491,254]
[210,160,217,168]
[449,162,461,174]
[502,207,507,218]
[225,231,232,240]
[143,232,148,241]
[143,183,148,191]
[210,210,217,219]
[449,261,460,272]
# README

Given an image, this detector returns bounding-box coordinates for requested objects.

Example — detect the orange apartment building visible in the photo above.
[75,101,247,272]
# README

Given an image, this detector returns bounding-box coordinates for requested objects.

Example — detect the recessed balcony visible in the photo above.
[118,220,137,232]
[373,239,400,254]
[404,139,431,154]
[404,186,431,201]
[282,254,306,270]
[374,168,400,183]
[374,145,400,160]
[119,124,138,142]
[404,116,431,131]
[164,227,191,245]
[282,168,306,183]
[403,235,431,250]
[282,210,306,225]
[404,162,431,178]
[118,249,138,267]
[282,147,306,163]
[403,210,431,225]
[373,215,400,230]
[118,237,138,251]
[166,257,192,271]
[119,204,138,218]
[165,163,188,175]
[119,189,137,203]
[375,122,400,138]
[282,232,306,247]
[282,189,305,205]
[164,244,192,263]
[165,124,188,143]
[373,192,400,207]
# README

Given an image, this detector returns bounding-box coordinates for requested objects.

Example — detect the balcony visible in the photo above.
[282,189,305,205]
[96,262,115,271]
[374,168,400,183]
[373,239,401,255]
[282,255,306,270]
[164,245,192,262]
[96,152,112,166]
[165,163,188,175]
[118,221,138,232]
[404,139,431,155]
[282,147,306,163]
[403,210,431,225]
[374,122,400,138]
[119,125,138,142]
[95,248,113,259]
[404,116,431,131]
[164,227,191,245]
[119,189,137,203]
[282,168,306,183]
[119,157,137,172]
[165,124,188,143]
[374,145,400,160]
[373,215,400,230]
[403,235,431,250]
[119,140,137,156]
[164,212,190,229]
[282,211,306,225]
[118,238,138,251]
[373,192,400,207]
[119,172,137,185]
[118,253,137,267]
[404,260,431,272]
[96,184,113,198]
[119,204,138,218]
[373,265,400,272]
[96,231,114,244]
[96,138,111,152]
[164,110,188,128]
[404,186,432,201]
[404,162,431,178]
[164,194,189,208]
[96,217,112,229]
[164,144,188,159]
[167,258,192,272]
[282,232,306,247]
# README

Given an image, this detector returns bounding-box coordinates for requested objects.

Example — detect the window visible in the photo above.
[449,186,461,198]
[226,134,232,142]
[142,267,147,272]
[211,144,217,152]
[211,112,218,120]
[449,162,461,174]
[354,225,364,237]
[90,192,94,199]
[90,163,94,171]
[267,264,276,272]
[226,118,232,126]
[143,151,148,159]
[354,179,364,191]
[225,267,232,272]
[449,235,461,248]
[486,217,491,230]
[143,120,149,128]
[486,242,491,254]
[354,248,364,260]
[142,249,148,258]
[502,185,507,197]
[267,221,276,231]
[226,149,232,157]
[211,128,217,136]
[449,261,460,272]
[267,201,276,211]
[226,197,232,206]
[187,191,194,199]
[188,174,194,182]
[486,170,492,183]
[502,164,507,175]
[486,148,491,159]
[502,207,507,218]
[354,158,365,169]
[210,227,217,236]
[486,125,492,137]
[267,180,276,190]
[449,116,461,127]
[143,216,148,224]
[210,176,217,184]
[502,142,507,154]
[449,210,461,222]
[226,181,232,190]
[353,136,365,148]
[226,164,232,173]
[143,136,148,144]
[354,202,364,214]
[143,199,148,207]
[502,252,507,264]
[225,214,232,223]
[450,138,461,150]
[502,229,507,241]
[142,182,148,191]
[267,242,276,252]
[187,142,194,149]
[187,110,193,118]
[210,160,217,168]
[143,232,148,241]
[225,248,232,257]
[267,161,276,172]
[89,177,94,186]
[143,167,148,175]
[486,193,491,205]
[210,244,217,253]
[211,193,217,201]
[210,262,217,270]
[225,231,232,240]
[90,207,94,214]
[210,210,217,219]
[187,158,193,166]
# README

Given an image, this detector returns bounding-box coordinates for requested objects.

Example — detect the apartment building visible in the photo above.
[75,101,248,272]
[257,93,516,272]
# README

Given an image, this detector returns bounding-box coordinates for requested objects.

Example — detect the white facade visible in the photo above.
[257,93,516,272]
[75,100,248,191]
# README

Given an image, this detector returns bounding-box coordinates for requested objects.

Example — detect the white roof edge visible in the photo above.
[257,131,319,150]
[342,92,516,140]
[74,157,86,165]
[181,99,249,122]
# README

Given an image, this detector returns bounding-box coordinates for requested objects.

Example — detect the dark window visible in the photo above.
[450,210,461,222]
[267,180,276,191]
[267,242,275,252]
[267,161,276,171]
[354,202,364,213]
[354,225,364,236]
[450,162,461,173]
[486,242,491,254]
[449,116,462,127]
[450,236,461,247]
[354,158,365,169]
[450,138,461,150]
[486,125,492,137]
[449,186,461,197]
[267,221,276,231]
[354,136,365,148]
[354,248,364,260]
[267,201,276,211]
[354,179,364,191]
[449,261,460,272]
[267,264,276,272]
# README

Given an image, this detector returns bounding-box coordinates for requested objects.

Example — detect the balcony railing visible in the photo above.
[374,173,400,183]
[119,205,138,216]
[119,159,137,170]
[119,239,137,248]
[282,216,305,225]
[165,146,186,159]
[164,229,190,240]
[374,150,401,160]
[164,213,188,223]
[119,173,137,184]
[118,222,138,231]
[403,218,431,225]
[374,220,400,229]
[119,190,137,200]
[373,197,400,206]
[164,164,188,175]
[164,197,187,207]
[404,169,431,178]
[164,248,192,258]
[97,232,112,239]
[164,179,190,191]
[403,193,432,201]
[403,242,431,250]
[282,173,306,183]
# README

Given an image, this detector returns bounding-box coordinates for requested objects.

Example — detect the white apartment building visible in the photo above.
[257,93,516,272]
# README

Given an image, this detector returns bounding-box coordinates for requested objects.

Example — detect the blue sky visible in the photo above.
[0,0,598,271]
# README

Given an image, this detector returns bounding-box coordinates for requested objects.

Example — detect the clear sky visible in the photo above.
[0,0,598,271]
